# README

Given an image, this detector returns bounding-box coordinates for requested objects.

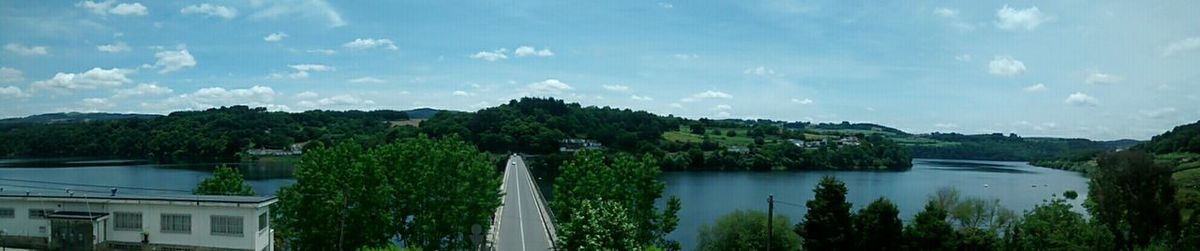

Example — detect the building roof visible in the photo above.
[0,191,277,208]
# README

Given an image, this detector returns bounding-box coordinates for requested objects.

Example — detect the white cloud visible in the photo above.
[249,0,345,27]
[1064,92,1098,106]
[155,85,281,110]
[933,8,959,18]
[602,84,630,92]
[5,43,48,56]
[1085,71,1121,85]
[298,94,375,108]
[470,49,508,61]
[306,49,336,55]
[954,54,972,62]
[672,54,699,60]
[669,103,683,108]
[263,32,288,42]
[154,49,196,74]
[0,67,23,83]
[658,2,673,9]
[715,111,731,117]
[988,55,1026,76]
[112,83,172,98]
[348,77,385,84]
[343,38,398,50]
[97,42,130,53]
[0,86,31,98]
[1140,107,1177,119]
[714,104,733,110]
[294,91,319,99]
[81,97,116,110]
[995,5,1047,31]
[1163,37,1200,57]
[791,98,814,104]
[743,66,775,76]
[181,3,237,19]
[78,1,148,16]
[288,64,333,72]
[110,3,148,16]
[452,90,473,96]
[681,90,733,102]
[527,79,573,94]
[32,67,132,92]
[514,46,554,57]
[631,95,654,101]
[934,123,959,129]
[1023,83,1047,92]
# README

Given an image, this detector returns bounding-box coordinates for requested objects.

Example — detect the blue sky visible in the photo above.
[1,0,1198,140]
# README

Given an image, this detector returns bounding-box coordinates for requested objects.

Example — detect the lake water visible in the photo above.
[660,159,1090,249]
[0,158,1089,250]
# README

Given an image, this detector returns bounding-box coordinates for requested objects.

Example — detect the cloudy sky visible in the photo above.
[1,0,1198,140]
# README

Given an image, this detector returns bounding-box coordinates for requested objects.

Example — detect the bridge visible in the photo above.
[488,155,557,250]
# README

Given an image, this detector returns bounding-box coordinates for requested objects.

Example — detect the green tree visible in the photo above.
[193,165,255,196]
[696,210,801,251]
[904,200,956,251]
[796,176,854,250]
[1012,195,1112,250]
[855,197,902,251]
[551,151,682,250]
[557,199,640,250]
[275,136,501,250]
[1086,151,1180,249]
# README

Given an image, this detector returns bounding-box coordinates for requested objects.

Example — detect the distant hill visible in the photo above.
[1134,120,1200,154]
[0,112,162,124]
[403,108,444,119]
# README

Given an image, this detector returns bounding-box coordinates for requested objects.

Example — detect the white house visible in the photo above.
[0,190,276,251]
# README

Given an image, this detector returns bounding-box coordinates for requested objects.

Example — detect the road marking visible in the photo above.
[521,158,554,246]
[516,159,527,251]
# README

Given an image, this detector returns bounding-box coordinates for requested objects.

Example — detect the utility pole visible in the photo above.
[767,194,774,251]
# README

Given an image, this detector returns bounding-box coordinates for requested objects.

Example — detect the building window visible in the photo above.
[161,214,191,234]
[0,208,14,218]
[160,247,193,251]
[28,209,52,219]
[258,212,269,231]
[210,215,243,237]
[113,212,142,231]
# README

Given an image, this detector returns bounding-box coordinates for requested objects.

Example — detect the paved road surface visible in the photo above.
[496,156,554,251]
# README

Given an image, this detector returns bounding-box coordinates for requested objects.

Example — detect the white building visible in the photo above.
[0,191,276,251]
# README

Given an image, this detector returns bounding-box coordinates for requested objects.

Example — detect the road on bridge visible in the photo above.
[495,155,554,251]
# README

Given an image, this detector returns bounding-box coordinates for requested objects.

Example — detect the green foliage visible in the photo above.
[854,198,902,251]
[358,246,422,251]
[0,105,408,162]
[551,151,681,250]
[1012,196,1113,250]
[1135,120,1200,154]
[904,201,956,251]
[274,136,501,250]
[1087,151,1181,249]
[557,199,640,250]
[696,210,801,251]
[796,176,854,250]
[192,165,255,196]
[909,132,1134,161]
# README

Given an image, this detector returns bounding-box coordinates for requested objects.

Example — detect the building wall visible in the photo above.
[1,198,271,251]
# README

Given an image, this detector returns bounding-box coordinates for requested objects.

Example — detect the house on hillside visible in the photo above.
[0,191,276,251]
[246,142,306,156]
[559,139,603,152]
[838,136,861,146]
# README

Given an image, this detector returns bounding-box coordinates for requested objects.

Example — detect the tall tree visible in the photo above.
[193,165,255,196]
[1086,150,1180,249]
[696,210,801,251]
[1012,195,1112,250]
[904,200,956,251]
[551,151,682,250]
[274,136,501,250]
[557,199,640,250]
[854,197,902,251]
[796,176,854,250]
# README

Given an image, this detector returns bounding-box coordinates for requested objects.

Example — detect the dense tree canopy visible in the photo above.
[796,176,854,250]
[854,198,903,251]
[192,165,255,196]
[550,151,682,250]
[1136,120,1200,154]
[0,106,408,162]
[274,136,501,250]
[696,210,801,251]
[1087,150,1181,249]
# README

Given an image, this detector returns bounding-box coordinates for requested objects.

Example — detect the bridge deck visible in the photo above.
[490,155,555,251]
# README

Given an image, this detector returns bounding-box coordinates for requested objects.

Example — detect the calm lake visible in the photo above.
[0,158,1088,250]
